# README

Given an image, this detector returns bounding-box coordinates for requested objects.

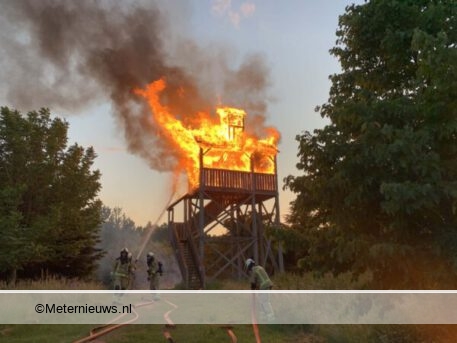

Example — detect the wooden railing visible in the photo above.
[253,172,277,192]
[201,168,277,192]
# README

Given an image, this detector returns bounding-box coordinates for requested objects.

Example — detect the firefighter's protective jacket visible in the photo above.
[113,258,132,279]
[250,265,273,290]
[147,259,158,277]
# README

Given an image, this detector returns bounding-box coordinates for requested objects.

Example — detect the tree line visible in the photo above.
[283,0,457,288]
[0,107,103,282]
[0,106,176,285]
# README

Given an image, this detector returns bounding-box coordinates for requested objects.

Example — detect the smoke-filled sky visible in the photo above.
[0,0,363,226]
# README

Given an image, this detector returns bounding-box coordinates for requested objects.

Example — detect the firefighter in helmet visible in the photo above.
[245,258,275,322]
[127,252,137,289]
[112,248,134,292]
[146,252,162,300]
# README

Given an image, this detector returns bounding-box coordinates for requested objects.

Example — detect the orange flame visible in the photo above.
[134,78,279,189]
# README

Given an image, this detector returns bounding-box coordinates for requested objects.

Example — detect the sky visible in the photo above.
[0,0,364,227]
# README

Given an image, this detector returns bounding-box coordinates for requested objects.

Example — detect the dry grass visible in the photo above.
[208,270,373,290]
[273,271,373,290]
[0,275,105,290]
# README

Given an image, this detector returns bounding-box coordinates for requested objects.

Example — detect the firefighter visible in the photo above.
[146,252,162,300]
[127,252,137,289]
[111,248,134,300]
[245,258,275,322]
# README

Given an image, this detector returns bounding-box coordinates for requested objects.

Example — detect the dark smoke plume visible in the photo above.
[0,0,274,172]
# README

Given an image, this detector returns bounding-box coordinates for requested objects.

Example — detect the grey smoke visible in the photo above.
[0,0,275,173]
[97,206,181,289]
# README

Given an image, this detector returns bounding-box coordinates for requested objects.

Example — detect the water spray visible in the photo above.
[135,188,177,262]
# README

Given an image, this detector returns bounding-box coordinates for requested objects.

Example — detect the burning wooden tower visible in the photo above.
[167,108,284,289]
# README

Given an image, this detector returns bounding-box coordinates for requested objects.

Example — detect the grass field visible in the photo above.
[4,323,457,343]
[2,275,456,342]
[0,276,316,342]
[0,276,321,342]
[0,324,324,342]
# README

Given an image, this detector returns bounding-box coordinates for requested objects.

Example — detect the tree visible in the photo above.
[151,222,170,243]
[0,107,103,280]
[285,0,457,288]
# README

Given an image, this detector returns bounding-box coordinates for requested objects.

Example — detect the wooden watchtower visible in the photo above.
[167,148,284,289]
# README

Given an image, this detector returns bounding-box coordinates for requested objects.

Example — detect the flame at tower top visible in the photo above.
[135,78,279,190]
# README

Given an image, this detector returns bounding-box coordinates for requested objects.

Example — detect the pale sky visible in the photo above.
[1,0,363,227]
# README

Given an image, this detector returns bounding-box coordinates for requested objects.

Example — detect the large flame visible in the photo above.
[134,78,279,189]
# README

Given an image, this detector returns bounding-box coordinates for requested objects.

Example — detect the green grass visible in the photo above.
[4,323,457,343]
[0,276,318,342]
[4,274,454,342]
[86,324,311,343]
[0,324,319,342]
[0,325,95,343]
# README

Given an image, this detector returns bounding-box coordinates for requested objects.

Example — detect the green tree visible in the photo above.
[285,0,457,288]
[151,222,170,243]
[0,107,103,280]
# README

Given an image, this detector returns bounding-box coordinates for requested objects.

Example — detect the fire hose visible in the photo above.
[73,297,239,343]
[73,188,252,343]
[251,293,262,343]
[221,325,237,343]
[73,300,159,343]
[74,189,177,343]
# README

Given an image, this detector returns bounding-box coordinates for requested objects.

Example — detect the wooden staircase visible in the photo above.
[170,198,238,289]
[179,239,202,289]
[170,223,203,289]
